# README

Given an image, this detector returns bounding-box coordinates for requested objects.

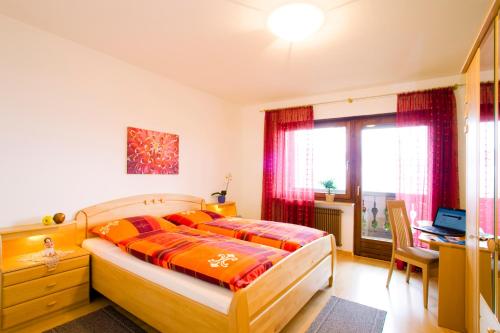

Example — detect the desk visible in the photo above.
[418,232,492,332]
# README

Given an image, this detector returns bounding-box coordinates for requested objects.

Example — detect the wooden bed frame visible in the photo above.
[75,193,336,333]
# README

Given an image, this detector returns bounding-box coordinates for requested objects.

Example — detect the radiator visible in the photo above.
[314,207,342,246]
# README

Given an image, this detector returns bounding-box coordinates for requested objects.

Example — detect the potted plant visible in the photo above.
[211,174,232,204]
[321,179,337,202]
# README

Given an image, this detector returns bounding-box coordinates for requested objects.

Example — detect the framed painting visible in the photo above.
[127,127,179,174]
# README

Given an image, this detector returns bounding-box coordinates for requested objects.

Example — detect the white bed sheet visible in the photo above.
[82,237,233,314]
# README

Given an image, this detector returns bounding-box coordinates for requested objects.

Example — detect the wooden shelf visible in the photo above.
[205,202,238,217]
[0,221,75,235]
[1,246,88,273]
[0,222,76,241]
[0,222,78,270]
[315,200,354,208]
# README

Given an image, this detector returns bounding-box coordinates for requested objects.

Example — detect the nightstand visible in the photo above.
[205,201,238,217]
[0,222,89,331]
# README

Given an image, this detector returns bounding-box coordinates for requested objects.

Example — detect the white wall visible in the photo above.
[0,15,238,226]
[0,13,468,251]
[232,75,466,252]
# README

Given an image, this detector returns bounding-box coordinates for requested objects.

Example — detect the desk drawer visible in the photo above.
[2,284,89,329]
[3,255,88,287]
[3,266,89,307]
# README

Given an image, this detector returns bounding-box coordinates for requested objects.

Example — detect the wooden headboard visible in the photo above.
[74,193,205,244]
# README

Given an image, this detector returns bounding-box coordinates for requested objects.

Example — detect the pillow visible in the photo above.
[164,210,225,228]
[91,215,176,244]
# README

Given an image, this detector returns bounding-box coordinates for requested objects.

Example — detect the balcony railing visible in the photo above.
[361,191,396,242]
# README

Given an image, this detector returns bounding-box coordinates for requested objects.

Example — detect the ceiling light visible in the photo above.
[267,3,325,42]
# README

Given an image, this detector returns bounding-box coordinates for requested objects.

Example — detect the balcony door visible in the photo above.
[353,114,430,260]
[314,113,430,261]
[353,115,395,260]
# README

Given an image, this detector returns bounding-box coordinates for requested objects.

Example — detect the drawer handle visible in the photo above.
[46,283,57,288]
[46,301,57,307]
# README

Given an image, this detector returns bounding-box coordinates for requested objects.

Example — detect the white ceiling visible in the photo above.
[0,0,491,104]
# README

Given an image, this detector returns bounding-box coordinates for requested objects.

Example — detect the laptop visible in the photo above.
[413,207,466,237]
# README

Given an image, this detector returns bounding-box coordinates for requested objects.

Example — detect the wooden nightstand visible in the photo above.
[205,201,238,217]
[0,222,89,331]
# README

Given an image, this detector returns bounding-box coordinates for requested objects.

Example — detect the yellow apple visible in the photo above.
[42,215,53,226]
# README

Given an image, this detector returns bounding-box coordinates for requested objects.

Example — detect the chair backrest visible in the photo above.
[386,200,414,250]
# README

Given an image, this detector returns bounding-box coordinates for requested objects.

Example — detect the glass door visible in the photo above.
[360,124,398,242]
[354,114,429,260]
[354,115,395,260]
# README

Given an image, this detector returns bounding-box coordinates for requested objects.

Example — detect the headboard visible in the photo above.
[74,193,205,245]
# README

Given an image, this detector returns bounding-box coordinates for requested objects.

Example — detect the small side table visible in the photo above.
[205,201,238,217]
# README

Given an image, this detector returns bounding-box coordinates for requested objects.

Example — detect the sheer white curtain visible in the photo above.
[397,126,430,247]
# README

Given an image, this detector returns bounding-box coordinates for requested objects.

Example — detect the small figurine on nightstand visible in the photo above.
[43,237,56,257]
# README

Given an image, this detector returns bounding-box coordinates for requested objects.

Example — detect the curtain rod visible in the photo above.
[259,83,464,112]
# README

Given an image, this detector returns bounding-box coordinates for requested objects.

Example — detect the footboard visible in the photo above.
[228,234,336,333]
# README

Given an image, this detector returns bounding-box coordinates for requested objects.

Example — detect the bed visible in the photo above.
[164,211,328,252]
[75,193,336,333]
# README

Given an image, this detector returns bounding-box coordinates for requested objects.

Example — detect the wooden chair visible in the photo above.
[386,200,439,309]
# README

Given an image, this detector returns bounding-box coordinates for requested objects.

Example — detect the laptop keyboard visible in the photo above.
[422,225,463,235]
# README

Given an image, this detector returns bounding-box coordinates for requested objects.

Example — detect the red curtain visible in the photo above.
[261,106,315,227]
[396,87,460,244]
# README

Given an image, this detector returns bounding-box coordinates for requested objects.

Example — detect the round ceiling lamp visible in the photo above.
[267,3,325,42]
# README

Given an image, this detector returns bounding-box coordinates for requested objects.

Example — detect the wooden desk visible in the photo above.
[418,233,492,333]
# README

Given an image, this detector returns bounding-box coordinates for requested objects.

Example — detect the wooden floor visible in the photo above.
[282,252,454,333]
[17,252,455,333]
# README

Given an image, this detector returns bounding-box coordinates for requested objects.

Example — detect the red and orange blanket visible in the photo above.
[117,226,288,291]
[165,211,327,252]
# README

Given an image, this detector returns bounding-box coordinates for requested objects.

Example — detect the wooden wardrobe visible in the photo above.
[463,1,500,332]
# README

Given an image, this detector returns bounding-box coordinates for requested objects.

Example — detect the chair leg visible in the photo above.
[386,254,395,288]
[406,263,411,283]
[422,265,429,309]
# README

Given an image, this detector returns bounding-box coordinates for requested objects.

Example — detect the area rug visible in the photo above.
[43,305,146,333]
[307,297,386,333]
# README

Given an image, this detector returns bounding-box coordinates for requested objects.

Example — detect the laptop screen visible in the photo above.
[433,207,466,232]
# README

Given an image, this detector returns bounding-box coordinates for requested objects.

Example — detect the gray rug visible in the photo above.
[44,305,146,333]
[307,297,386,333]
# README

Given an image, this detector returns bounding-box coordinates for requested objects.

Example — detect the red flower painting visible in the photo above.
[127,127,179,174]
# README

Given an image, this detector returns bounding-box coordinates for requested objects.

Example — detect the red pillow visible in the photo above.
[91,215,176,244]
[164,210,224,228]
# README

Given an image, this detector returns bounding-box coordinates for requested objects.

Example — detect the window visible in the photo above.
[294,121,349,198]
[360,125,428,242]
[478,120,494,235]
[480,121,494,199]
[362,125,428,195]
[312,127,347,193]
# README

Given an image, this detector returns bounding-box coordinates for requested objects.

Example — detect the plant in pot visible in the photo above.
[321,179,337,202]
[211,173,232,204]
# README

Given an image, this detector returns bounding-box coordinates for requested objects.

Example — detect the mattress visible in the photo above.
[82,237,233,314]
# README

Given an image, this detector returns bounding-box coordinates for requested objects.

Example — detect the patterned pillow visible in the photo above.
[164,210,225,228]
[91,215,176,244]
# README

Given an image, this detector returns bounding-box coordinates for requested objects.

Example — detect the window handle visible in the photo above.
[357,186,360,197]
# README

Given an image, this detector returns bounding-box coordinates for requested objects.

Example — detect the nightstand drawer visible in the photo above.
[3,255,89,287]
[3,266,89,307]
[2,284,89,329]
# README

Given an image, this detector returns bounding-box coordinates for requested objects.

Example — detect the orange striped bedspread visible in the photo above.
[165,211,327,252]
[197,218,327,252]
[118,227,288,291]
